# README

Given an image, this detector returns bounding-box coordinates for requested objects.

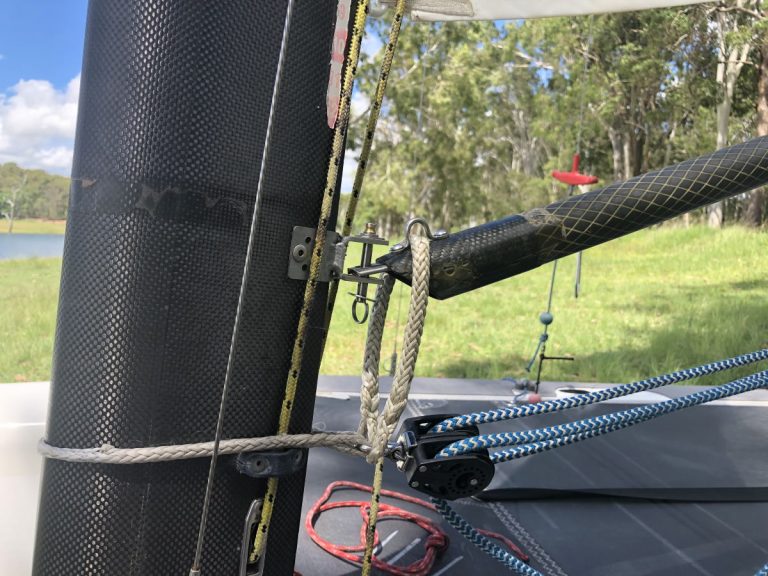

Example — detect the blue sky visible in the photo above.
[0,1,88,92]
[0,1,88,174]
[0,2,369,182]
[0,0,374,186]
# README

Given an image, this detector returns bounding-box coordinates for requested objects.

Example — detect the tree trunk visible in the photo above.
[664,119,677,167]
[709,6,751,228]
[7,200,15,234]
[745,41,768,227]
[709,67,732,228]
[608,126,624,182]
[622,133,632,180]
[7,175,26,234]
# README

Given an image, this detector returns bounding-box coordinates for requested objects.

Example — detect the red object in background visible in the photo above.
[305,480,529,576]
[552,153,599,187]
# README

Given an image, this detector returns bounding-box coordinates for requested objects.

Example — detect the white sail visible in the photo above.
[376,0,711,22]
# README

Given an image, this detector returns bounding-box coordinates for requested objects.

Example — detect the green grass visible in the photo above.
[1,226,766,384]
[321,226,768,385]
[1,219,67,234]
[0,258,61,382]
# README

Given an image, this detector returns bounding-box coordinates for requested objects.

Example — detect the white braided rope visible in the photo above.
[38,431,368,464]
[366,229,430,463]
[358,274,394,440]
[38,229,431,466]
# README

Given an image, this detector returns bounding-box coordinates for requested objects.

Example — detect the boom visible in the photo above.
[379,137,768,299]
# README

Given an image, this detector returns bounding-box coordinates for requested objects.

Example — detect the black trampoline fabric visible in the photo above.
[297,385,768,576]
[34,1,354,575]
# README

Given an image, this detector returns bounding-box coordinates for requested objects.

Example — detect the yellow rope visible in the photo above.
[249,0,371,565]
[323,0,407,336]
[360,231,430,576]
[361,454,386,575]
[343,0,405,237]
[327,4,408,574]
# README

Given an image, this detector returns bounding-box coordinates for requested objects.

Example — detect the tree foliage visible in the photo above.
[4,4,766,230]
[348,3,765,236]
[0,163,69,220]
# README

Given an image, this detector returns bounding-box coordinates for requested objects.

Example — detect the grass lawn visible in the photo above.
[0,219,67,235]
[322,225,768,385]
[0,258,61,382]
[1,226,766,384]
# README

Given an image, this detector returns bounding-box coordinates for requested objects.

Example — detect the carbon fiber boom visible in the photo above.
[379,136,768,299]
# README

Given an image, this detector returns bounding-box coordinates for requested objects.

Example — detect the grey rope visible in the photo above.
[38,432,369,464]
[365,230,430,463]
[359,274,395,441]
[38,229,431,469]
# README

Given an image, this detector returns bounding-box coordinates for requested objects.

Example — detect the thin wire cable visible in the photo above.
[545,262,557,314]
[524,260,557,376]
[388,28,428,375]
[574,16,593,157]
[529,16,595,368]
[188,2,295,573]
[573,16,594,298]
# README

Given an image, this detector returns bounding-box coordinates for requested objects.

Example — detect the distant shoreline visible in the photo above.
[0,219,66,235]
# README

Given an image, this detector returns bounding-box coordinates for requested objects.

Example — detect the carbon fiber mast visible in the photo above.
[33,1,358,575]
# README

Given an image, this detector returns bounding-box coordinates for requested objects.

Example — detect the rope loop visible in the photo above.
[364,223,431,463]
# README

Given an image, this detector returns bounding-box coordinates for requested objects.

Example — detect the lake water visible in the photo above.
[0,234,65,260]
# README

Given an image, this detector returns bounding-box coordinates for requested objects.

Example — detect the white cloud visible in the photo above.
[0,75,79,174]
[351,89,371,119]
[341,89,371,194]
[342,151,359,194]
[361,34,384,60]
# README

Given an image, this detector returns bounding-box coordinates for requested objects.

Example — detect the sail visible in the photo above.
[378,0,711,21]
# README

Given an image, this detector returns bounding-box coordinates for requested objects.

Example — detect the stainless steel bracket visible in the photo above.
[287,226,341,282]
[239,499,265,576]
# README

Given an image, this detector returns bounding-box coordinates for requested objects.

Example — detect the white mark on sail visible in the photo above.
[327,0,352,129]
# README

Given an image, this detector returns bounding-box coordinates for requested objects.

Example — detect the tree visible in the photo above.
[741,0,768,226]
[4,174,27,233]
[0,163,70,222]
[708,0,756,227]
[350,6,762,234]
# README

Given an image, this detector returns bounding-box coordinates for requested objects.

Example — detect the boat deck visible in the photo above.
[4,377,768,575]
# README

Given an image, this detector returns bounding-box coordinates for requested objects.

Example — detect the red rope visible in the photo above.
[305,481,529,575]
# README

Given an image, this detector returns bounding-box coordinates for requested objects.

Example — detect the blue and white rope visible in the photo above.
[431,497,544,576]
[492,369,768,463]
[437,369,768,461]
[430,349,768,434]
[425,351,768,575]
